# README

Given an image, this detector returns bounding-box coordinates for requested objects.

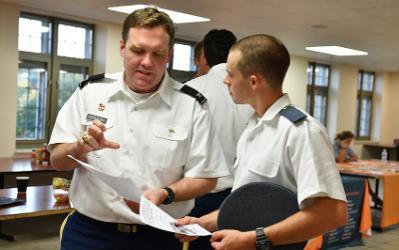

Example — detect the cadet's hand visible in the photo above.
[211,229,256,250]
[124,188,168,214]
[77,120,120,154]
[174,216,202,242]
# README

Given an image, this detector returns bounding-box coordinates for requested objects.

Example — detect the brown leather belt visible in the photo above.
[75,211,145,234]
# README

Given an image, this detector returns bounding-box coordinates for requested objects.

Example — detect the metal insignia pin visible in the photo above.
[98,103,105,111]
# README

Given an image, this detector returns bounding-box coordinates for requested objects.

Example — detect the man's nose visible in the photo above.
[141,53,153,67]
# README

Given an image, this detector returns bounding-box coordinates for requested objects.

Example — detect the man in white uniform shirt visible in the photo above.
[185,29,253,250]
[49,8,228,250]
[176,34,347,250]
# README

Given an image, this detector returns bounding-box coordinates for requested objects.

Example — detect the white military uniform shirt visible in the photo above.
[49,71,229,224]
[185,63,253,192]
[233,94,346,208]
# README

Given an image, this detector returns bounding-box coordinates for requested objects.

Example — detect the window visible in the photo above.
[17,13,93,147]
[355,71,374,139]
[169,40,196,82]
[306,63,330,126]
[16,61,48,140]
[57,65,89,111]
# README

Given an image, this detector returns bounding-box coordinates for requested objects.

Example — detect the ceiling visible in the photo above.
[3,0,399,72]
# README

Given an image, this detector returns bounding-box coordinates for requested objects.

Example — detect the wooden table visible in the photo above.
[338,159,399,229]
[0,157,73,188]
[0,185,73,241]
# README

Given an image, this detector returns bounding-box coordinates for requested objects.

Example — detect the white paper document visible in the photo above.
[140,196,211,236]
[68,155,210,236]
[67,155,141,202]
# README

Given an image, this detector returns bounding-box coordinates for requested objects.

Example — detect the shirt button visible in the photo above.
[129,128,134,133]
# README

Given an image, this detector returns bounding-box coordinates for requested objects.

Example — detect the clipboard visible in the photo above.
[217,182,307,250]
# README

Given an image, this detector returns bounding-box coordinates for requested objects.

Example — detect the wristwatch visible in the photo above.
[255,227,271,250]
[162,187,175,205]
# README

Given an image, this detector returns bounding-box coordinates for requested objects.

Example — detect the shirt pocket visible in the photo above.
[148,124,189,171]
[152,124,188,141]
[247,154,280,178]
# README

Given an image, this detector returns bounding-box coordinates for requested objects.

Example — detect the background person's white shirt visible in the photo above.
[185,63,253,192]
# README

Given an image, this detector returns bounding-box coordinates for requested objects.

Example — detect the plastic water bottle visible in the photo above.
[381,149,388,162]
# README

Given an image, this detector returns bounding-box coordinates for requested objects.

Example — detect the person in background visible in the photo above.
[184,29,253,250]
[192,40,209,78]
[334,131,384,207]
[333,131,358,163]
[176,34,347,250]
[49,7,229,250]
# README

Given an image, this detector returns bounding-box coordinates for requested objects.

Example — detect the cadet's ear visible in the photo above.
[250,74,261,90]
[250,73,268,90]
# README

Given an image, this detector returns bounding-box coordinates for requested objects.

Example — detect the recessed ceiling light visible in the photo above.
[305,46,368,56]
[108,4,210,24]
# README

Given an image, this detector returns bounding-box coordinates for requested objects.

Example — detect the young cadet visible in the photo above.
[185,29,253,250]
[176,34,348,250]
[49,7,228,250]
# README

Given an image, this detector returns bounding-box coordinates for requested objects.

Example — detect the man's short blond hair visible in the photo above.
[122,7,175,49]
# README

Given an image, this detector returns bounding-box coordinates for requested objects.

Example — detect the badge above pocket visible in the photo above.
[152,124,188,141]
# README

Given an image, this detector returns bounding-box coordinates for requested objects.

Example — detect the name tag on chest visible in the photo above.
[86,113,108,124]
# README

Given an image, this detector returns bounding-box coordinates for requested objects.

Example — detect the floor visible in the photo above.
[1,215,399,249]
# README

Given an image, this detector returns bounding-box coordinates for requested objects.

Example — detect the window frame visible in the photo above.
[306,62,330,126]
[168,39,197,82]
[17,12,94,149]
[355,70,375,140]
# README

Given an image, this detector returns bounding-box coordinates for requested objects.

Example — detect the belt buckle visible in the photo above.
[117,224,137,233]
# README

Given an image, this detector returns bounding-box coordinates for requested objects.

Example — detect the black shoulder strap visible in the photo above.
[79,73,106,89]
[180,84,207,106]
[279,106,307,124]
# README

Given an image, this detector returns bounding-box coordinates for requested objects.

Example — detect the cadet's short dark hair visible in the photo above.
[203,29,237,68]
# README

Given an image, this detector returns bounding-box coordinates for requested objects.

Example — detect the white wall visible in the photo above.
[283,56,308,109]
[380,72,399,143]
[335,64,359,133]
[94,22,124,74]
[0,2,19,157]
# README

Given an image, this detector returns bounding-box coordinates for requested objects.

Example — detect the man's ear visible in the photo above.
[120,39,126,57]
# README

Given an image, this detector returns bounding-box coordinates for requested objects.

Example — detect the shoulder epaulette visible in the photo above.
[180,84,207,106]
[79,73,109,89]
[279,106,307,124]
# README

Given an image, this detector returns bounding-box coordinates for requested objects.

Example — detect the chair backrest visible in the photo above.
[217,182,307,250]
